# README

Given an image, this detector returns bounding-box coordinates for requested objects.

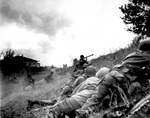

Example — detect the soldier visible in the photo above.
[73,55,89,72]
[45,70,54,83]
[59,66,97,100]
[76,38,150,118]
[23,74,35,90]
[27,66,97,111]
[78,55,89,69]
[44,67,110,118]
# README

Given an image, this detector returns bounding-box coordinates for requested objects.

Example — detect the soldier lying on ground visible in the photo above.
[76,38,150,118]
[33,67,110,118]
[60,64,89,97]
[57,66,97,102]
[27,66,97,110]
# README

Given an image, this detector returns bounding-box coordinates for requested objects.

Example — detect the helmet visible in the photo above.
[80,55,84,59]
[138,38,150,51]
[96,67,110,79]
[85,66,97,76]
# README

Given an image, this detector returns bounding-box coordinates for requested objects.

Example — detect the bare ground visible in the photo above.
[1,70,150,118]
[0,71,70,118]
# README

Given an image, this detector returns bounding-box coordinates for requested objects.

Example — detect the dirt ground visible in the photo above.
[1,70,150,118]
[0,71,70,118]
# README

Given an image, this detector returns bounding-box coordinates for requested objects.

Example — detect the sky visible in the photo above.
[0,0,135,67]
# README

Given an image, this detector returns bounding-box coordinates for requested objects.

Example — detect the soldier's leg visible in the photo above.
[27,99,57,110]
[53,97,81,117]
[76,93,102,118]
[81,93,99,111]
[38,100,57,106]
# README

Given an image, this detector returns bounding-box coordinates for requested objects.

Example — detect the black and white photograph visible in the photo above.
[0,0,150,118]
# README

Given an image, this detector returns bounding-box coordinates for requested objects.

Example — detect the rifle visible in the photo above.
[84,54,94,59]
[73,54,94,72]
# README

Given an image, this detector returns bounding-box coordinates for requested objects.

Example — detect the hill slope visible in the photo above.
[1,45,150,118]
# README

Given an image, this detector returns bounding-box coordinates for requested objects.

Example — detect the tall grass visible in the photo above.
[92,44,137,70]
[1,43,138,118]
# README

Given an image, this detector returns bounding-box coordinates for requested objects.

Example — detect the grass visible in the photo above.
[92,44,137,69]
[1,71,71,118]
[1,44,140,118]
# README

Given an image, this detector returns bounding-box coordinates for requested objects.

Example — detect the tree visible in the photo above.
[120,0,150,39]
[3,49,15,59]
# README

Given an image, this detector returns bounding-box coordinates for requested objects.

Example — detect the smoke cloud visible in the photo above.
[0,0,73,66]
[0,0,71,36]
[0,0,133,66]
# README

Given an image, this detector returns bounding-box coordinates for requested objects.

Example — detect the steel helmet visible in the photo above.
[138,38,150,51]
[80,55,84,59]
[96,67,110,80]
[85,66,97,76]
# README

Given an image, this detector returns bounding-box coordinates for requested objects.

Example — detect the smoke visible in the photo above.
[0,22,55,65]
[0,0,71,36]
[0,0,133,67]
[0,0,71,66]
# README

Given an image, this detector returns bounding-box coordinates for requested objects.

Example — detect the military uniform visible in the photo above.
[60,66,97,101]
[74,55,88,72]
[76,39,150,118]
[50,67,110,118]
[52,76,101,118]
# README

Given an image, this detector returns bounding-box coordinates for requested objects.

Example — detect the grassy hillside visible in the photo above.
[1,44,139,118]
[91,44,137,69]
[1,72,71,118]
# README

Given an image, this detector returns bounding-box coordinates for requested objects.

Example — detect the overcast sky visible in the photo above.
[0,0,135,67]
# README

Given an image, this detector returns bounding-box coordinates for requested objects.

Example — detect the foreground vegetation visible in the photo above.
[2,0,150,117]
[0,44,143,118]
